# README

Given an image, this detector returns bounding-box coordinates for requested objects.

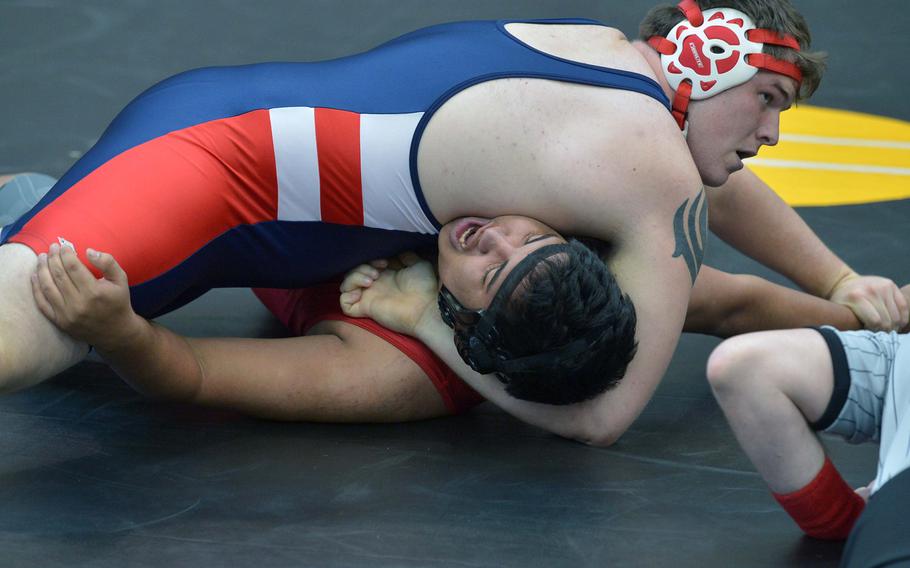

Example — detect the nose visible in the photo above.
[757,110,781,147]
[477,226,516,256]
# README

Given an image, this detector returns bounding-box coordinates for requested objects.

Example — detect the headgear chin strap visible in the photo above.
[648,0,803,131]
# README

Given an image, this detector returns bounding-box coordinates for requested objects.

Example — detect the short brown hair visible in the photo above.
[639,0,827,100]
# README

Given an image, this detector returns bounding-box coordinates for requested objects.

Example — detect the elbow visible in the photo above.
[539,412,623,447]
[549,414,622,447]
[575,413,626,447]
[585,430,621,448]
[565,384,642,447]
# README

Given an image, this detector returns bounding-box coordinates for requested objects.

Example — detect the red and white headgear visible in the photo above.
[648,0,803,131]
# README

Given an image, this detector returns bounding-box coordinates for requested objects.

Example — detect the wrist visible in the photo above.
[821,266,859,299]
[413,301,447,342]
[95,312,150,354]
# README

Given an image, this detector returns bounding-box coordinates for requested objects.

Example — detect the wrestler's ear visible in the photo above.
[86,249,128,285]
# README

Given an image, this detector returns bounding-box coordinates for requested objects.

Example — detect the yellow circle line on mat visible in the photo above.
[746,105,910,207]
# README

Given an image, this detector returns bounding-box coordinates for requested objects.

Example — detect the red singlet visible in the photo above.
[253,285,485,415]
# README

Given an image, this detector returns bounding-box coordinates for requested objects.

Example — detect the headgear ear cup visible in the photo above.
[648,2,803,130]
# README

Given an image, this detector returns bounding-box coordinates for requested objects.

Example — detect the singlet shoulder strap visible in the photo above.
[500,17,606,26]
[493,19,670,110]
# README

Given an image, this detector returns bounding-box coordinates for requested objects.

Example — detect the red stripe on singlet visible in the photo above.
[12,110,277,285]
[314,108,363,225]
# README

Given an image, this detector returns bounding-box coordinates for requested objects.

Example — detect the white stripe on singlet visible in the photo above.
[268,106,435,234]
[360,112,434,233]
[270,106,322,222]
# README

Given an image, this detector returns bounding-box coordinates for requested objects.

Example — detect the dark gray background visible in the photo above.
[1,1,907,566]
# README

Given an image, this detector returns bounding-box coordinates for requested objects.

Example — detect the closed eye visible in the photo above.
[484,234,560,291]
[527,233,557,245]
[483,262,505,287]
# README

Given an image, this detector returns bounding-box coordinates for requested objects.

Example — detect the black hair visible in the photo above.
[492,239,638,405]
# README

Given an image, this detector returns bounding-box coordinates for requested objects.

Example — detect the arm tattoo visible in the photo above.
[672,187,708,284]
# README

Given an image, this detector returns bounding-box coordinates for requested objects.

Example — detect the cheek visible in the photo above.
[443,267,489,309]
[688,130,720,162]
[437,258,473,297]
[739,98,765,125]
[436,256,455,289]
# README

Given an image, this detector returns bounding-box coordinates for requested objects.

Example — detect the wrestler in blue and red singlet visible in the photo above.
[1,19,667,318]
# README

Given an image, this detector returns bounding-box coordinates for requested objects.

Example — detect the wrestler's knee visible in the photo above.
[0,340,36,394]
[0,316,87,393]
[706,332,780,395]
[0,243,87,391]
[0,319,30,392]
[709,329,822,402]
[0,341,11,391]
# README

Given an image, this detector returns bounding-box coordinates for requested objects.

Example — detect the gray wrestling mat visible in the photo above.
[1,1,906,566]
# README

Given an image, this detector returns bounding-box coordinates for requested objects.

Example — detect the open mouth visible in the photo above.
[459,225,479,248]
[451,217,490,251]
[736,150,757,160]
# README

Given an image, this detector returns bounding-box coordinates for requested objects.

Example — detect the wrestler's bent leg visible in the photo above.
[707,329,834,492]
[0,243,88,392]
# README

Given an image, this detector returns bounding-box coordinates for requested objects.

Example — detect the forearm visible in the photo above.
[95,316,204,401]
[725,277,861,336]
[686,268,861,337]
[414,316,613,445]
[708,169,852,297]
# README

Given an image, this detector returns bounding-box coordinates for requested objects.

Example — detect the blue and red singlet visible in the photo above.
[2,19,669,317]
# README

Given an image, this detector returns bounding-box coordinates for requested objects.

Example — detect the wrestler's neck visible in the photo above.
[631,40,675,103]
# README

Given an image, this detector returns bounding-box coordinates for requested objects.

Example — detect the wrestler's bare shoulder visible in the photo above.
[419,86,693,238]
[418,22,694,233]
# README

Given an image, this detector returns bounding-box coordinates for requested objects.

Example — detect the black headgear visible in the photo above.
[437,242,603,382]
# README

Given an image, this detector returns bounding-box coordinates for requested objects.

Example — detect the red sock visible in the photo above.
[772,457,866,540]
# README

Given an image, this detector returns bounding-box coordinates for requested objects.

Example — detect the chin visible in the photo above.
[697,167,731,188]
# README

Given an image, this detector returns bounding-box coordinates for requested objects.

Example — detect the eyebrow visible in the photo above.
[774,83,795,108]
[485,234,559,293]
